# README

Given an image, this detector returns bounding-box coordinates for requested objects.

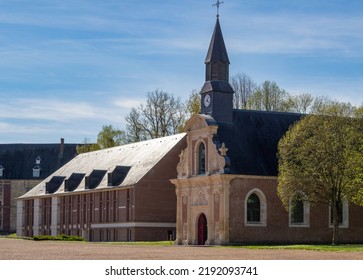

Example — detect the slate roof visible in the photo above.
[205,17,230,64]
[19,133,186,199]
[216,110,303,176]
[0,143,78,180]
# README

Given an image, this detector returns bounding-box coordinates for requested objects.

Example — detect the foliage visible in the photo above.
[186,89,201,117]
[97,125,127,149]
[33,234,85,241]
[125,89,186,142]
[76,125,127,154]
[277,107,363,244]
[76,140,100,154]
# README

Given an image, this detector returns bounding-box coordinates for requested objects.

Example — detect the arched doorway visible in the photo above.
[197,213,208,245]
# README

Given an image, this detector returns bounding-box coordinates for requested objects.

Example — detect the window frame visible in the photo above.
[329,198,349,228]
[244,188,267,227]
[195,140,207,175]
[289,191,310,228]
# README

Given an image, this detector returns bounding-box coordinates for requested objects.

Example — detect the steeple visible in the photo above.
[200,15,234,123]
[205,16,230,81]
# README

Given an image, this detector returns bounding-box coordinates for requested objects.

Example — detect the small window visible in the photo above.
[0,165,4,177]
[35,156,41,165]
[33,166,41,178]
[198,142,206,175]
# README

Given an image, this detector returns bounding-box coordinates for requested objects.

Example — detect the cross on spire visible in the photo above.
[212,0,224,17]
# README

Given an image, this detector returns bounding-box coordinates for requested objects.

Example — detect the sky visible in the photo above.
[1,0,363,144]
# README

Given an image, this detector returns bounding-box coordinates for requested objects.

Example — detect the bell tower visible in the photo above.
[200,11,234,123]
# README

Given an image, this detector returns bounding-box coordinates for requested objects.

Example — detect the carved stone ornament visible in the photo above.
[176,148,188,178]
[182,196,188,205]
[194,191,208,206]
[215,222,220,240]
[219,142,228,156]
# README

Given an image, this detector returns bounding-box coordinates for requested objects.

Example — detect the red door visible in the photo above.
[197,213,208,245]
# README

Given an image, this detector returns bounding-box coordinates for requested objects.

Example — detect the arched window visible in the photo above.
[329,198,349,228]
[291,199,304,223]
[247,194,260,222]
[245,189,267,226]
[289,192,310,227]
[198,142,206,175]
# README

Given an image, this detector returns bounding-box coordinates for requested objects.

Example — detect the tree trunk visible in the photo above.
[332,200,340,245]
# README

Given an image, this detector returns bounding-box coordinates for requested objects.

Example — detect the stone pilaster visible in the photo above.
[51,197,60,236]
[33,198,41,236]
[16,200,24,237]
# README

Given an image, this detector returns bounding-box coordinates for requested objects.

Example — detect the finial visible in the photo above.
[212,0,224,17]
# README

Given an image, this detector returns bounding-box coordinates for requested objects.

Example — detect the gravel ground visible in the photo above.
[1,238,363,260]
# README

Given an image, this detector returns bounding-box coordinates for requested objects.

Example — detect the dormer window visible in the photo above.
[0,165,4,177]
[35,156,41,165]
[33,165,41,178]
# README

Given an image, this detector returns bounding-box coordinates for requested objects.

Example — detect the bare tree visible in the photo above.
[248,80,292,112]
[125,90,186,142]
[311,96,356,117]
[230,73,256,109]
[290,93,314,114]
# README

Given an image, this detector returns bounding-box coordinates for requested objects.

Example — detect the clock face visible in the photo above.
[204,94,211,107]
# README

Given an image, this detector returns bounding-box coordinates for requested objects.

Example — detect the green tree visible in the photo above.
[186,89,201,117]
[277,110,363,244]
[76,125,127,154]
[97,125,127,149]
[76,138,100,154]
[125,89,186,142]
[354,104,363,118]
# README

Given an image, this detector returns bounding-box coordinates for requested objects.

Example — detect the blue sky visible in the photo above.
[1,0,363,143]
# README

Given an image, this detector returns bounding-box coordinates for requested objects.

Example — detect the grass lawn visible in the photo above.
[230,244,363,252]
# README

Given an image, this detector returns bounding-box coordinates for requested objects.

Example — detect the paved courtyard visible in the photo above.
[1,238,363,260]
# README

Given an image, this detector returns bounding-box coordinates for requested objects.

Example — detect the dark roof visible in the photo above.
[205,17,230,64]
[0,143,78,179]
[216,110,303,176]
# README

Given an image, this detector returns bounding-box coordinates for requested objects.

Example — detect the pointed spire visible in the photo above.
[205,17,230,65]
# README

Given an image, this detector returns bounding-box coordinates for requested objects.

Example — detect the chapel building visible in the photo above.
[170,15,363,245]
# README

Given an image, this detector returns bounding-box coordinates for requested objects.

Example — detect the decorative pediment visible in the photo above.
[184,114,218,132]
